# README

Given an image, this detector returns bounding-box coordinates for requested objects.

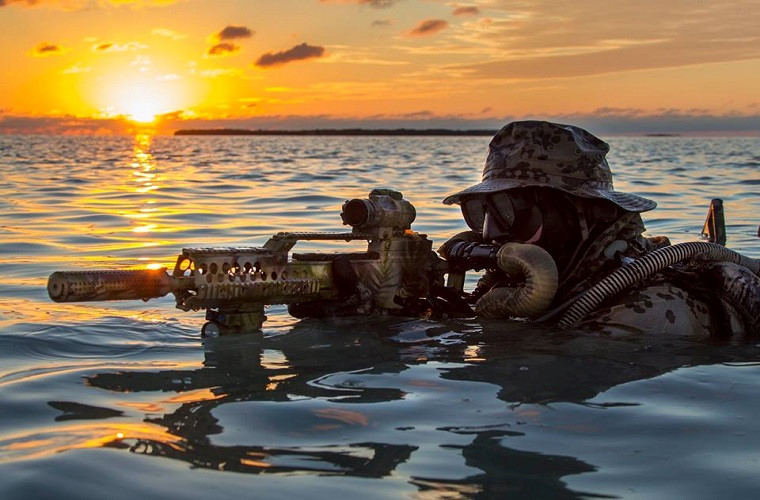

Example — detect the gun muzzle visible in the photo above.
[47,269,173,303]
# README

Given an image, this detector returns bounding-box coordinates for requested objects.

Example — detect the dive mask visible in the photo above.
[461,189,544,243]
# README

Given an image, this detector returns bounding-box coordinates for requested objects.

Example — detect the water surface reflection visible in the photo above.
[80,319,760,496]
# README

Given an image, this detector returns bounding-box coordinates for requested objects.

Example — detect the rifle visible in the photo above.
[47,189,447,335]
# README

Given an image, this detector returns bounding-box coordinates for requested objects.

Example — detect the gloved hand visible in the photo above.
[437,230,484,260]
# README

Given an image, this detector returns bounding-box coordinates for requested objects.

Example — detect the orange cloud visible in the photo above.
[1,0,175,7]
[215,25,253,40]
[457,38,760,80]
[207,42,239,57]
[405,19,448,37]
[92,41,147,52]
[320,0,399,7]
[205,26,252,57]
[151,28,186,40]
[0,114,132,135]
[1,0,47,5]
[452,6,479,16]
[454,0,760,76]
[31,42,64,57]
[254,43,326,68]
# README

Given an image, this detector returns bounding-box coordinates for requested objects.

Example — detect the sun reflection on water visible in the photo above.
[129,133,162,233]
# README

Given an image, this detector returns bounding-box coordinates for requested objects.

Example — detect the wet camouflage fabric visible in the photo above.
[443,120,657,213]
[564,214,758,337]
[578,283,716,337]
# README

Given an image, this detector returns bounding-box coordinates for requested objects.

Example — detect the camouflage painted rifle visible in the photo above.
[47,189,446,335]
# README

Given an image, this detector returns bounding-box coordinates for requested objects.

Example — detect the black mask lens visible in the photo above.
[461,198,486,232]
[487,193,515,229]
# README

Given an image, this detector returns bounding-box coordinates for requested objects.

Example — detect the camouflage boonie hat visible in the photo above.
[443,120,656,213]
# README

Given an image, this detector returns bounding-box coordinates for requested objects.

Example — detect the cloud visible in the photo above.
[2,0,175,8]
[216,25,253,40]
[129,54,151,69]
[457,37,760,80]
[452,6,479,16]
[1,0,60,6]
[4,109,760,135]
[106,0,178,6]
[205,26,252,57]
[31,42,64,57]
[61,62,91,73]
[451,0,760,80]
[92,41,148,52]
[199,68,243,78]
[371,18,393,27]
[320,0,400,7]
[0,114,131,135]
[254,43,326,68]
[151,28,186,40]
[207,42,239,56]
[405,19,448,37]
[157,109,760,135]
[0,0,34,5]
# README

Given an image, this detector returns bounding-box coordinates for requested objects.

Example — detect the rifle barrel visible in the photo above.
[47,269,173,303]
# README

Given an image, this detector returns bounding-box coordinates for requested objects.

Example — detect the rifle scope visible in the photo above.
[341,189,416,229]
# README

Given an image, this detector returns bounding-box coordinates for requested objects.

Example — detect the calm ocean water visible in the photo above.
[0,134,759,498]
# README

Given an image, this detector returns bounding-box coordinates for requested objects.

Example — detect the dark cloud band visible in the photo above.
[217,26,253,40]
[452,6,479,16]
[406,19,447,37]
[254,43,325,68]
[320,0,400,8]
[207,42,239,56]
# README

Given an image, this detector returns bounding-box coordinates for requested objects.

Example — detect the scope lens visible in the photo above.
[342,199,370,226]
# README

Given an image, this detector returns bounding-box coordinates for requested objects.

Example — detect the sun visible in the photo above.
[95,77,183,124]
[121,92,168,123]
[125,99,159,123]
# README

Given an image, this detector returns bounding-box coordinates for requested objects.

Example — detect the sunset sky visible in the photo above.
[1,0,759,134]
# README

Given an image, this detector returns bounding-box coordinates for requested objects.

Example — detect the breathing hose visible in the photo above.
[558,241,760,327]
[475,243,559,318]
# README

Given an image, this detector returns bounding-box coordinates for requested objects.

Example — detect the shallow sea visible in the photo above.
[0,134,759,498]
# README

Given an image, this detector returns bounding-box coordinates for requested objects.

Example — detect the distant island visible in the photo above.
[174,128,497,136]
[644,133,682,137]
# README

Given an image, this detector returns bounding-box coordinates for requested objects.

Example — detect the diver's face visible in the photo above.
[461,188,584,273]
[460,188,545,243]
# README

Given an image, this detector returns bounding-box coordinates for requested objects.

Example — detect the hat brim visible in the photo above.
[442,178,657,213]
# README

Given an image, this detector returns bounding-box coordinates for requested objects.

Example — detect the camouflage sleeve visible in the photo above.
[577,283,717,337]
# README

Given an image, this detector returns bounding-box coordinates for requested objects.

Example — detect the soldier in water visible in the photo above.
[439,120,759,337]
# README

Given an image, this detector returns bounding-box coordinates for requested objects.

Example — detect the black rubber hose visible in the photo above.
[558,241,760,327]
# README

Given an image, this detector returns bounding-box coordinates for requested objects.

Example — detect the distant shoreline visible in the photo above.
[174,128,498,136]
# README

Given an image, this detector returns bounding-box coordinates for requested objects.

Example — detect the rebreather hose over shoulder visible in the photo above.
[557,241,760,327]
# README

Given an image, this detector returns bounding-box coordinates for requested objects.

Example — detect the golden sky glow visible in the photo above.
[1,0,759,134]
